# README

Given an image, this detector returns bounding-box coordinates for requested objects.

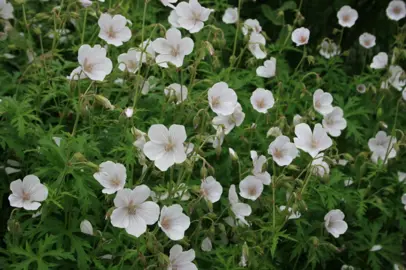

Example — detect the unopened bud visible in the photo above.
[95,95,115,110]
[229,148,238,160]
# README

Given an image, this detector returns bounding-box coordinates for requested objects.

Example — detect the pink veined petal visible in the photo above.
[116,27,132,43]
[295,123,312,142]
[111,207,130,228]
[113,189,133,208]
[78,44,92,65]
[22,175,41,193]
[155,151,175,171]
[98,13,112,30]
[171,55,185,67]
[148,124,169,143]
[232,202,252,216]
[130,185,151,205]
[175,2,192,17]
[175,262,198,270]
[143,142,166,161]
[125,214,147,237]
[178,17,196,31]
[179,37,194,55]
[169,124,187,144]
[136,201,160,225]
[166,28,182,45]
[10,179,23,197]
[152,38,172,54]
[169,244,183,259]
[8,194,24,208]
[29,184,48,202]
[155,54,172,68]
[23,201,41,210]
[189,21,205,33]
[173,144,187,163]
[256,66,271,78]
[111,15,128,31]
[175,249,195,265]
[228,185,239,204]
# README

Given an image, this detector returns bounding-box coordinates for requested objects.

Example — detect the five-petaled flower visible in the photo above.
[98,13,132,46]
[9,175,48,210]
[93,161,127,194]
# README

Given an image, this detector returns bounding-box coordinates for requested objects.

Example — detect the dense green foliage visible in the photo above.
[1,0,406,269]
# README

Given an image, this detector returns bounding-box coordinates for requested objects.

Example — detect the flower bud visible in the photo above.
[95,95,115,110]
[229,148,238,160]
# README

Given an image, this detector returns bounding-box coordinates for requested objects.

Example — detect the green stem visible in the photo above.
[294,46,307,72]
[81,8,88,44]
[230,0,243,66]
[338,27,344,48]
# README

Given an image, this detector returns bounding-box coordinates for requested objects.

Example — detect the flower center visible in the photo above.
[256,99,265,109]
[165,140,175,152]
[299,35,307,43]
[127,60,137,70]
[315,100,321,108]
[83,58,93,73]
[393,6,401,14]
[326,117,334,126]
[22,191,30,201]
[160,216,170,229]
[111,177,121,187]
[171,46,180,57]
[107,26,116,39]
[192,11,200,21]
[311,138,318,148]
[342,14,350,22]
[363,40,371,47]
[127,202,137,215]
[273,148,283,159]
[248,187,257,196]
[211,96,221,108]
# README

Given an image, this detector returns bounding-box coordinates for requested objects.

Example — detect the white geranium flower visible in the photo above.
[266,127,282,137]
[158,204,190,240]
[293,114,303,126]
[67,66,87,80]
[311,153,330,177]
[80,220,94,235]
[201,237,212,251]
[356,84,366,93]
[268,135,298,166]
[111,186,159,237]
[248,33,266,59]
[0,0,14,19]
[344,178,354,186]
[398,171,406,183]
[388,65,406,91]
[175,0,212,33]
[201,176,223,203]
[98,13,131,46]
[313,89,334,115]
[337,5,358,28]
[168,245,197,270]
[341,265,355,270]
[80,0,92,7]
[402,194,406,210]
[124,107,134,118]
[370,52,388,69]
[279,205,301,220]
[319,40,340,59]
[161,0,177,8]
[168,10,181,28]
[76,44,113,81]
[250,151,271,185]
[250,88,275,113]
[52,137,62,146]
[8,175,48,210]
[370,245,383,252]
[368,131,397,164]
[322,107,347,137]
[212,103,245,134]
[141,76,157,95]
[239,175,264,201]
[152,28,194,68]
[164,83,188,104]
[291,27,310,46]
[228,185,252,226]
[208,82,238,116]
[242,19,261,36]
[359,33,376,49]
[210,125,225,149]
[324,209,348,238]
[386,0,406,21]
[132,128,147,150]
[93,161,126,194]
[222,7,238,24]
[143,124,187,171]
[138,39,156,62]
[294,123,333,158]
[118,49,142,73]
[256,57,276,78]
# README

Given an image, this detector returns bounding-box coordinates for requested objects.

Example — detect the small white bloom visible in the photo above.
[175,0,212,33]
[164,83,188,104]
[242,19,261,36]
[359,32,376,49]
[291,27,310,46]
[239,242,249,267]
[0,0,13,19]
[93,161,126,194]
[141,76,157,95]
[279,205,301,219]
[341,265,355,270]
[201,176,223,203]
[322,107,347,137]
[208,82,238,116]
[388,65,406,91]
[344,178,353,186]
[80,220,94,235]
[210,125,225,149]
[248,33,267,59]
[201,237,212,251]
[294,123,333,158]
[8,175,48,210]
[228,185,252,226]
[313,89,334,115]
[5,167,21,175]
[338,159,348,166]
[370,245,383,252]
[118,50,142,73]
[368,131,397,164]
[168,245,197,270]
[356,84,366,93]
[80,0,92,7]
[222,7,238,24]
[386,0,406,21]
[293,114,303,126]
[159,204,190,240]
[124,107,134,118]
[132,128,147,150]
[256,57,276,78]
[52,136,62,147]
[239,175,264,201]
[168,10,181,28]
[250,88,275,113]
[311,153,330,177]
[250,151,271,185]
[98,13,131,46]
[76,44,113,81]
[337,5,358,28]
[143,124,187,171]
[110,186,160,237]
[319,40,340,59]
[398,171,406,183]
[268,135,298,166]
[152,28,194,68]
[266,127,282,137]
[114,78,124,85]
[324,209,348,238]
[370,52,388,69]
[212,103,245,134]
[229,148,238,160]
